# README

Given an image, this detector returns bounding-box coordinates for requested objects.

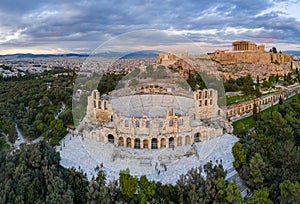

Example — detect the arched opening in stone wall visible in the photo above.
[125,120,129,127]
[143,139,149,149]
[134,138,140,149]
[107,134,114,144]
[185,135,190,145]
[126,138,132,147]
[151,138,158,149]
[169,137,174,148]
[119,137,124,146]
[161,138,166,148]
[177,136,182,146]
[135,120,140,127]
[194,132,201,142]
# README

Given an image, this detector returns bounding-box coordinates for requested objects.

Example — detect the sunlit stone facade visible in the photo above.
[81,86,230,149]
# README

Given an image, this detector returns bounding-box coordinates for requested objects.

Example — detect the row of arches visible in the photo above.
[93,99,109,110]
[107,133,202,149]
[226,93,284,118]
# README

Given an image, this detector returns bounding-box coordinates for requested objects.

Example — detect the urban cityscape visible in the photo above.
[0,1,300,203]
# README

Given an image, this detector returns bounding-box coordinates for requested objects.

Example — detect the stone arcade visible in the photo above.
[80,85,231,149]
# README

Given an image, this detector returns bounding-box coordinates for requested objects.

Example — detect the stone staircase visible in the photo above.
[225,166,250,198]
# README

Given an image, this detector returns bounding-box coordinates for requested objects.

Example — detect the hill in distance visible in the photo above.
[0,50,161,59]
[285,50,300,56]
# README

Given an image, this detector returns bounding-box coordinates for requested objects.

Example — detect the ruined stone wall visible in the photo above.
[210,52,293,65]
[224,92,283,119]
[114,108,192,139]
[224,85,300,119]
[84,89,226,149]
[86,90,113,125]
[136,84,170,95]
[194,89,220,119]
[156,53,179,66]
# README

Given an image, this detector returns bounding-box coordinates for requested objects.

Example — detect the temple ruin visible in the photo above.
[209,41,293,64]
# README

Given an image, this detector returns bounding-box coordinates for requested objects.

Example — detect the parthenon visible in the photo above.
[209,40,292,64]
[232,41,265,52]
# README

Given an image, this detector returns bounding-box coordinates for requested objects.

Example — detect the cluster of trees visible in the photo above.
[224,75,261,97]
[186,71,207,91]
[109,163,242,203]
[7,138,294,203]
[0,68,75,147]
[225,69,300,94]
[140,65,169,79]
[97,73,126,95]
[233,96,300,203]
[0,141,88,203]
[281,71,300,86]
[269,47,278,54]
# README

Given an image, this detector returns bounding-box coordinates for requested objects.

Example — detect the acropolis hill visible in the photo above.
[157,41,298,81]
[209,41,298,80]
[209,40,293,65]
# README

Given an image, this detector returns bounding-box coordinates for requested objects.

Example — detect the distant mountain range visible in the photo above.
[1,50,299,59]
[0,50,161,59]
[285,50,300,56]
[120,50,161,58]
[0,53,89,58]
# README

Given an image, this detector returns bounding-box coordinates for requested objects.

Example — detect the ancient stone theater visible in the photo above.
[80,64,230,149]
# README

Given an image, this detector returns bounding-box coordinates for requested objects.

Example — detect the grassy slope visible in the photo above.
[232,94,298,134]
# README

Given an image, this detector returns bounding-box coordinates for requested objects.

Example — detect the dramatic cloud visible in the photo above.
[0,0,299,54]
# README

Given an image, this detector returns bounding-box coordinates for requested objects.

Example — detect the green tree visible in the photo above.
[7,125,18,143]
[262,81,272,88]
[64,167,88,204]
[246,188,273,204]
[276,74,279,82]
[247,153,266,189]
[234,122,248,136]
[214,177,227,203]
[137,175,156,203]
[96,169,106,186]
[0,141,73,203]
[234,96,300,203]
[253,102,260,121]
[232,142,247,170]
[87,180,101,204]
[119,169,138,202]
[279,180,300,204]
[225,182,242,204]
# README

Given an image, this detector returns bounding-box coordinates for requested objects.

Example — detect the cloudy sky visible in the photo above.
[0,0,300,54]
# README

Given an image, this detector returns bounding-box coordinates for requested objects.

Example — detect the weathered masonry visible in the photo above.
[81,87,230,149]
[224,85,300,119]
